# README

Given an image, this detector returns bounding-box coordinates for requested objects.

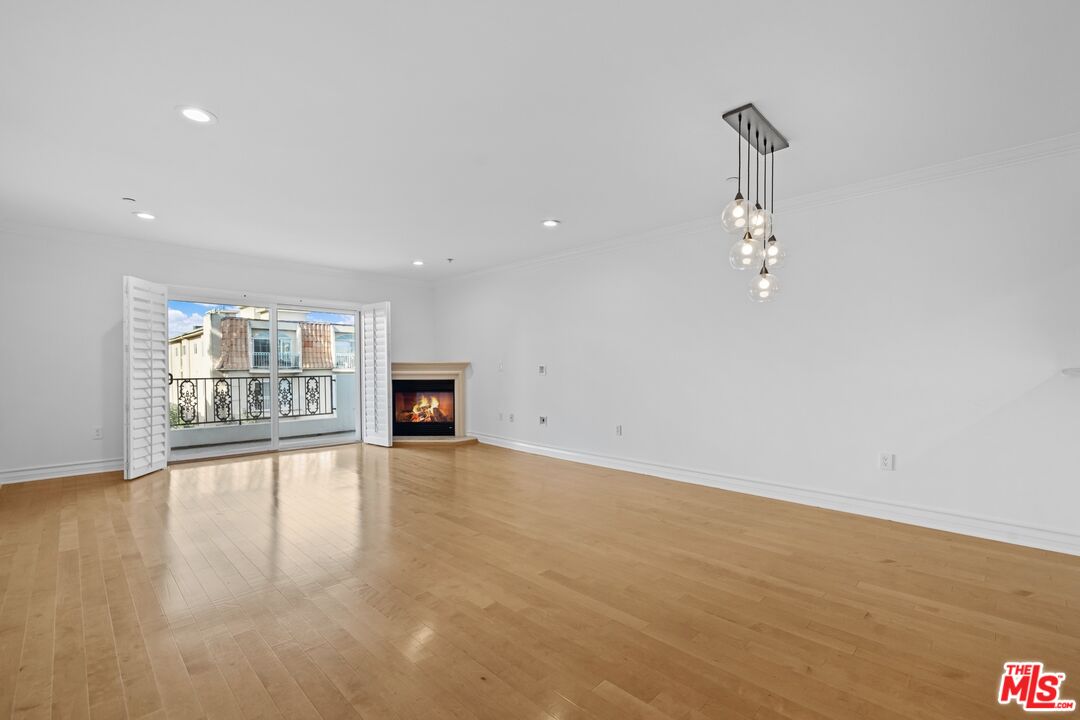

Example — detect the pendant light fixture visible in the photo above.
[750,262,779,302]
[749,131,771,239]
[720,103,789,300]
[729,118,758,269]
[729,228,758,270]
[720,111,748,233]
[762,144,785,268]
[751,145,779,304]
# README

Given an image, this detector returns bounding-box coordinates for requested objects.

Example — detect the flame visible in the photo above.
[401,393,450,423]
[412,394,438,416]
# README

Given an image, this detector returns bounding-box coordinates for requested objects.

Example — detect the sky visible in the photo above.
[307,311,354,325]
[168,301,232,338]
[168,301,354,339]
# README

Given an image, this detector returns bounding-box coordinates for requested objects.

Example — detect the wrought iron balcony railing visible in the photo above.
[169,375,335,427]
[252,351,301,370]
[334,352,355,369]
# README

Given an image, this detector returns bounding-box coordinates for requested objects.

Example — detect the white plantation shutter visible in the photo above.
[360,301,392,447]
[123,276,169,479]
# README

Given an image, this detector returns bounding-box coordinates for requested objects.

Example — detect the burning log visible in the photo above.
[395,392,453,423]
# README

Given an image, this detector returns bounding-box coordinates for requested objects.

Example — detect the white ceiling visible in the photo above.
[2,0,1079,277]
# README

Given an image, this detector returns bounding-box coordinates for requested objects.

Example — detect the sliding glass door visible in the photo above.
[167,299,274,458]
[164,292,364,462]
[276,305,358,447]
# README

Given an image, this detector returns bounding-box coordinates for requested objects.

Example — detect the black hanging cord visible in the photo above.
[746,121,752,210]
[758,137,768,275]
[736,112,742,196]
[763,140,768,212]
[771,140,776,217]
[755,130,760,207]
[762,140,769,250]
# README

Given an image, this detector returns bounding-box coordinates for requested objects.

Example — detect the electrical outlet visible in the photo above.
[509,413,515,423]
[539,416,547,425]
[92,426,102,440]
[878,453,895,471]
[615,424,623,437]
[538,364,546,375]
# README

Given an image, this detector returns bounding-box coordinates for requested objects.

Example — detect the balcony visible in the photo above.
[252,351,301,370]
[170,375,335,427]
[334,352,355,369]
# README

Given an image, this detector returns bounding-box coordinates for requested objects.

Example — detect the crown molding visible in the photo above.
[5,130,1078,287]
[781,130,1080,213]
[440,130,1080,284]
[0,221,437,287]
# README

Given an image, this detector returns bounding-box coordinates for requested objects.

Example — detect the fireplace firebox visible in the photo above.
[393,379,455,436]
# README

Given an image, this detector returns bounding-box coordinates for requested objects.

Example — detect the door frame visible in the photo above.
[166,283,370,463]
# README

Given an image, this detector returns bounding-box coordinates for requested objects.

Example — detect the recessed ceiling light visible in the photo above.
[133,211,156,221]
[177,106,217,124]
[542,219,561,228]
[412,260,424,266]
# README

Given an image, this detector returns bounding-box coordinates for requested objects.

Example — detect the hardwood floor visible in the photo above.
[1,443,1077,719]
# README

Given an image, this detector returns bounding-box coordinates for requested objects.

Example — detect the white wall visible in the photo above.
[0,224,436,478]
[434,148,1080,553]
[2,149,1077,554]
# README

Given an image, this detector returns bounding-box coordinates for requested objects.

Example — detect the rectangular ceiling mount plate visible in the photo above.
[722,103,789,152]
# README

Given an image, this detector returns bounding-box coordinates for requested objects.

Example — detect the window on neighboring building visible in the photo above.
[334,332,355,369]
[278,331,298,368]
[252,328,299,369]
[252,328,270,368]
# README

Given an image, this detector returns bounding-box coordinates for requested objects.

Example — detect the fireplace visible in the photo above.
[393,379,455,436]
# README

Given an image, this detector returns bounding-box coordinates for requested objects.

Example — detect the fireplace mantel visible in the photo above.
[391,362,469,438]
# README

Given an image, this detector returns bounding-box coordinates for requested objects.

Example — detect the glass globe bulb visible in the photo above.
[749,206,773,238]
[749,269,779,303]
[759,235,785,268]
[749,204,771,227]
[728,232,757,270]
[721,193,748,234]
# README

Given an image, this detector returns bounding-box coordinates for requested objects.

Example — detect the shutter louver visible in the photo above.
[123,276,169,479]
[360,302,392,447]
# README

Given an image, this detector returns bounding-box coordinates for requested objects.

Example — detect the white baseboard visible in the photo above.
[8,440,1078,558]
[0,458,123,486]
[470,433,1080,557]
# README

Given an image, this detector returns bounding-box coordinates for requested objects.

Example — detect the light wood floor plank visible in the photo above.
[0,444,1077,720]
